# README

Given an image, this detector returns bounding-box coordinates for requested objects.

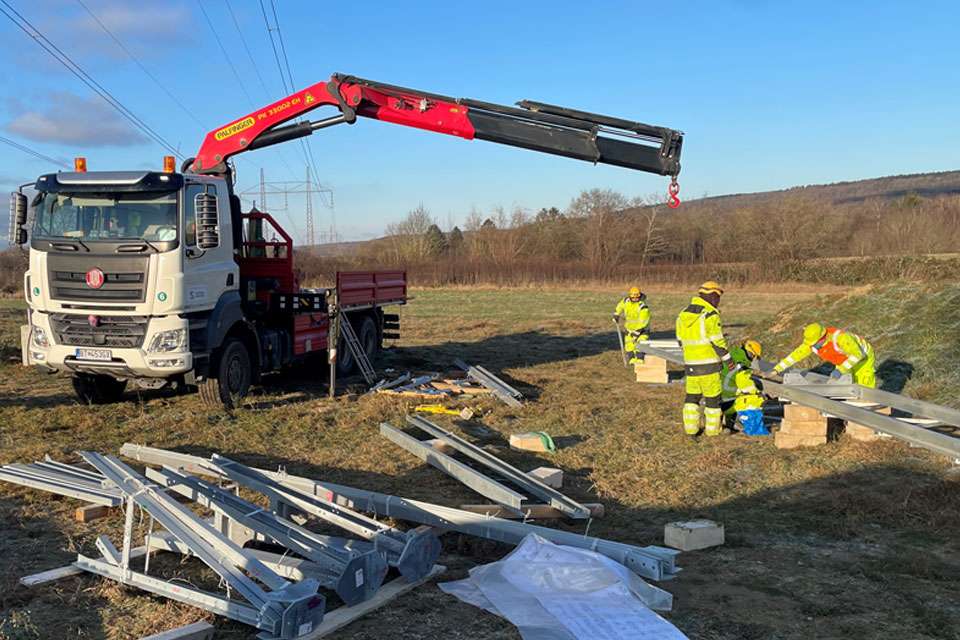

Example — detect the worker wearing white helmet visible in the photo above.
[613,286,651,365]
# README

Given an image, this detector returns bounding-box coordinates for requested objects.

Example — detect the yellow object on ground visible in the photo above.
[413,404,478,420]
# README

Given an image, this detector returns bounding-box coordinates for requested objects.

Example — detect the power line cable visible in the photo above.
[76,0,209,132]
[195,0,256,109]
[266,1,331,209]
[0,1,182,158]
[0,136,72,170]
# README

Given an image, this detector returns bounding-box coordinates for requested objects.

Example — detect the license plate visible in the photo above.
[76,348,112,361]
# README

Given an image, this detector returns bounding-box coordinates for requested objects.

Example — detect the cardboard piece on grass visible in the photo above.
[509,431,556,453]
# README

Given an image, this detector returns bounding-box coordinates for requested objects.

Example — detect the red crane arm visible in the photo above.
[189,74,683,183]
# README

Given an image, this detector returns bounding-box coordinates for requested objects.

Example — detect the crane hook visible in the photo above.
[667,179,680,209]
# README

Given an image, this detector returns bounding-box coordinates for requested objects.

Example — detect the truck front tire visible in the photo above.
[72,374,127,405]
[199,338,251,409]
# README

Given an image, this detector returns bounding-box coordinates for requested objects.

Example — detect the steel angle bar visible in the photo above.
[453,360,523,408]
[373,372,411,392]
[770,383,860,399]
[396,375,439,392]
[2,462,114,491]
[634,343,684,365]
[200,455,442,583]
[855,386,960,429]
[74,554,264,628]
[150,532,330,584]
[120,444,212,476]
[78,452,325,638]
[116,444,678,582]
[759,381,960,461]
[276,476,680,582]
[40,457,113,485]
[146,466,387,606]
[0,466,121,506]
[405,415,591,519]
[380,423,527,513]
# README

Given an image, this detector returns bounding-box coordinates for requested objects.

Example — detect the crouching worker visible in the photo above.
[771,323,876,388]
[721,340,769,435]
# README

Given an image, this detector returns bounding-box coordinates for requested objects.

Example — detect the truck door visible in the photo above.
[183,181,238,311]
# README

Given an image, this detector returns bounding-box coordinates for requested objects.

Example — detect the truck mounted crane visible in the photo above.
[11,73,684,407]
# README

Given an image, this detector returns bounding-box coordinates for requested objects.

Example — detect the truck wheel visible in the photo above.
[357,315,378,364]
[336,320,356,377]
[72,374,127,405]
[199,338,251,409]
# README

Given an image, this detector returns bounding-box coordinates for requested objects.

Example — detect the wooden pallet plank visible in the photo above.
[137,621,214,640]
[300,565,446,639]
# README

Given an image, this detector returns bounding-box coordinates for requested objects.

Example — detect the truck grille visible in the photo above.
[46,255,149,303]
[51,313,149,348]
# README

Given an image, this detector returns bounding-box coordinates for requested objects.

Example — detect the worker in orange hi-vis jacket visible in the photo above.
[770,323,876,387]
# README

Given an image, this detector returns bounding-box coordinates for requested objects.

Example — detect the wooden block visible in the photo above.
[459,503,605,519]
[664,520,724,551]
[424,438,457,456]
[301,565,446,639]
[137,621,214,640]
[775,431,827,449]
[526,466,562,488]
[779,419,828,436]
[636,370,669,384]
[76,504,118,522]
[634,356,667,373]
[510,433,550,452]
[783,404,824,422]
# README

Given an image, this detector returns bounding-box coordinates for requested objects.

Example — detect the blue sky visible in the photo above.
[1,0,957,242]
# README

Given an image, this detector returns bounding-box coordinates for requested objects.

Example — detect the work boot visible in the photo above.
[629,356,642,365]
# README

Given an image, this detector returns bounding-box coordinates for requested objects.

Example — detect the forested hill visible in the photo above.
[684,170,960,210]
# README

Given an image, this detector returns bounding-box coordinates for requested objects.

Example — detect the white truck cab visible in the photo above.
[17,167,237,403]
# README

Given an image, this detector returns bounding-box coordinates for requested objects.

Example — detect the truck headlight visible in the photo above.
[32,326,50,348]
[147,329,186,353]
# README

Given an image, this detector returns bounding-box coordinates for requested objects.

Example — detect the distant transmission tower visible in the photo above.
[238,168,337,246]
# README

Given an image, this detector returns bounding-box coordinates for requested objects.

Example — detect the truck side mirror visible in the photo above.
[9,192,27,245]
[195,193,220,250]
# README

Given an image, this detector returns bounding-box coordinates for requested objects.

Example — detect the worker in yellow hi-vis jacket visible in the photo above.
[613,286,651,365]
[676,281,733,437]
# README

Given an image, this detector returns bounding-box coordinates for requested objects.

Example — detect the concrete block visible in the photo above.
[775,431,827,449]
[664,519,724,551]
[425,438,457,456]
[526,466,562,489]
[783,404,824,422]
[510,433,551,452]
[779,419,829,436]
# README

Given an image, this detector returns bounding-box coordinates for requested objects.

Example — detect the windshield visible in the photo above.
[33,190,178,242]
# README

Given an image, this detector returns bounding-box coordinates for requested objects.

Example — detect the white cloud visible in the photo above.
[5,91,149,147]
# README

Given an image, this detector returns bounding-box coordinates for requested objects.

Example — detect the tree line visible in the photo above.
[293,187,960,287]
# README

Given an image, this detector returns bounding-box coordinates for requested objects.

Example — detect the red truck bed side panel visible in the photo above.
[337,270,407,307]
[293,313,329,355]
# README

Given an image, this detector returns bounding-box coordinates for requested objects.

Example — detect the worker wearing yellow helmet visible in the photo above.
[613,286,651,365]
[770,323,876,387]
[720,340,769,435]
[675,281,733,437]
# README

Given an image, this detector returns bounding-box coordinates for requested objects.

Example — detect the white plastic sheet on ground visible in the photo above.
[439,533,689,640]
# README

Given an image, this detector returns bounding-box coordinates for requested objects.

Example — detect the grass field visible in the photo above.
[0,287,958,639]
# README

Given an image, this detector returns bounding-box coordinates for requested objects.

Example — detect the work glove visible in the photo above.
[830,369,843,380]
[612,314,620,323]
